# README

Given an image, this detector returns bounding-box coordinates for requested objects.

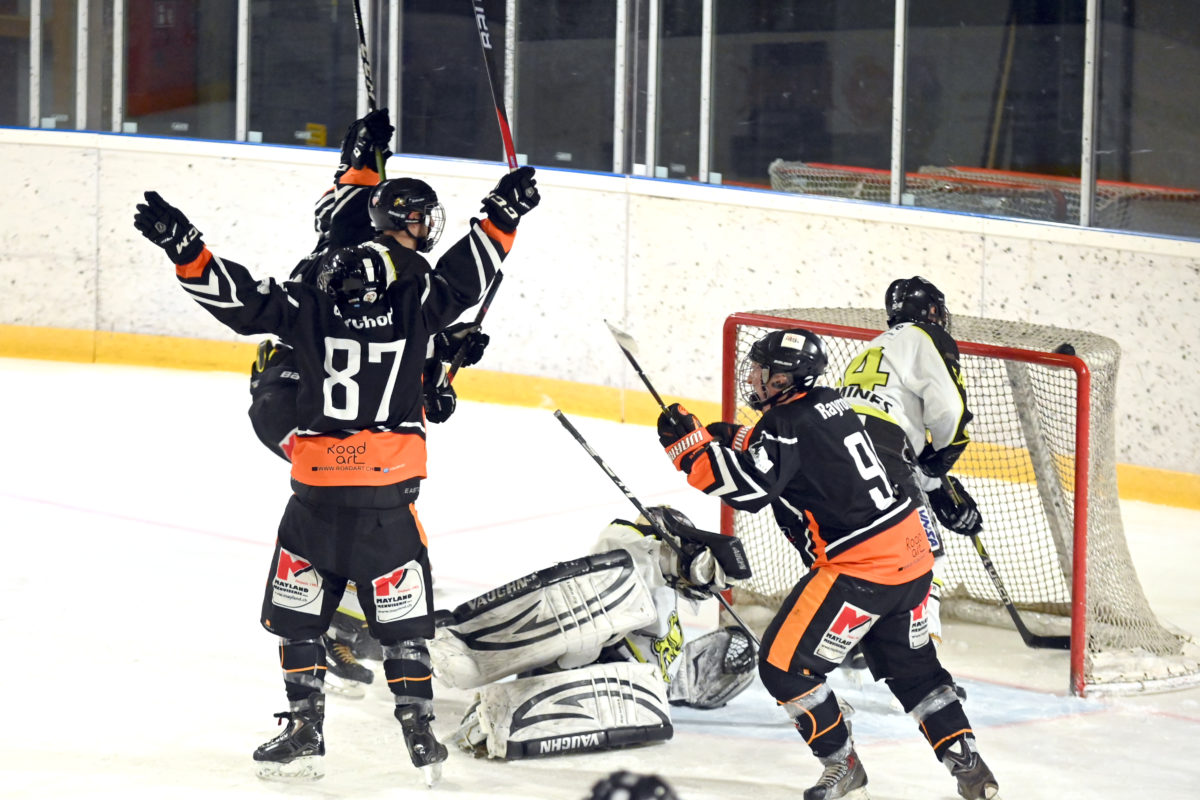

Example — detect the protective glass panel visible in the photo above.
[1096,1,1200,237]
[124,0,236,139]
[246,0,359,148]
[902,3,1087,224]
[37,0,76,129]
[713,0,894,187]
[517,0,616,172]
[0,1,32,127]
[655,1,702,181]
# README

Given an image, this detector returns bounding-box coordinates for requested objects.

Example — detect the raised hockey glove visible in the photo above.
[423,359,457,424]
[480,166,539,233]
[657,403,713,471]
[433,321,490,368]
[927,475,983,535]
[133,191,205,265]
[706,421,753,451]
[338,108,394,171]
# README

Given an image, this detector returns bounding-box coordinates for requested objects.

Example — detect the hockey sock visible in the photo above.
[911,684,974,759]
[382,639,434,707]
[280,638,326,702]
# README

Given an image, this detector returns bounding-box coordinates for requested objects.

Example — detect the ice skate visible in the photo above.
[329,609,383,661]
[322,634,373,698]
[253,692,325,781]
[803,742,869,800]
[942,738,1000,799]
[396,704,449,787]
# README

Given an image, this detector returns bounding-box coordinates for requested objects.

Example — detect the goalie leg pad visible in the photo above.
[428,550,658,689]
[467,662,672,760]
[667,626,757,709]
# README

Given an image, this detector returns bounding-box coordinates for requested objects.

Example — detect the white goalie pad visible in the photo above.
[462,661,672,760]
[429,550,658,689]
[667,626,757,709]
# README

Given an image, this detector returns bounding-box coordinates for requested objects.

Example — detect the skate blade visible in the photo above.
[845,787,870,800]
[324,674,367,699]
[255,755,325,782]
[420,761,443,788]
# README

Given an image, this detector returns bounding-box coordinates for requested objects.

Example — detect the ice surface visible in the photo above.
[1,359,1197,799]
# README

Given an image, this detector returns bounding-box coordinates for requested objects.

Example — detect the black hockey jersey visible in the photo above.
[683,386,933,584]
[175,219,512,501]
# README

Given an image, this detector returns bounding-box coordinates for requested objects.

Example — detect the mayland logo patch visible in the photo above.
[271,547,324,613]
[814,602,879,662]
[373,561,425,623]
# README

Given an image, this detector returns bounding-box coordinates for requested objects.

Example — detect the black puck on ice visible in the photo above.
[1054,343,1076,355]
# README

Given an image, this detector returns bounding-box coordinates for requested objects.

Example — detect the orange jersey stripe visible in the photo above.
[291,430,427,487]
[767,568,838,671]
[810,509,934,585]
[175,248,212,279]
[410,503,428,547]
[338,166,382,186]
[479,219,517,252]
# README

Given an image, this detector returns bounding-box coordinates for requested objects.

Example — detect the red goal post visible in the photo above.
[720,310,1200,697]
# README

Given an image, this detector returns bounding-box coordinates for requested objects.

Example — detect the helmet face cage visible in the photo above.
[885,276,950,329]
[318,248,387,312]
[369,179,445,253]
[740,329,829,411]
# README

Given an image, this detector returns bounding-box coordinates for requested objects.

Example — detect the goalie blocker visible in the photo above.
[429,515,756,760]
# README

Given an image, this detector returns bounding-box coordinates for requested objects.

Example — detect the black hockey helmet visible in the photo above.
[636,505,695,536]
[740,328,828,411]
[885,275,948,328]
[368,177,446,253]
[317,243,391,312]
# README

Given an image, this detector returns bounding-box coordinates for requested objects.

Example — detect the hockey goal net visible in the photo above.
[768,159,1200,233]
[721,309,1200,696]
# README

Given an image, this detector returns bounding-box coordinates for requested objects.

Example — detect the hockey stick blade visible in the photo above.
[970,533,1070,649]
[604,320,677,423]
[552,409,761,649]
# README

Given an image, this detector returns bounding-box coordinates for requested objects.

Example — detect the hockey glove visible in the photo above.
[423,359,457,424]
[927,475,983,535]
[133,191,205,265]
[433,322,490,368]
[338,108,394,171]
[480,166,540,233]
[706,421,752,451]
[657,403,713,472]
[250,339,297,394]
[917,440,968,479]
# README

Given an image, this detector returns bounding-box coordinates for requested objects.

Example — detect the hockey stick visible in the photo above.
[350,0,387,177]
[941,477,1070,650]
[446,271,504,383]
[553,409,761,649]
[605,320,678,424]
[470,0,519,170]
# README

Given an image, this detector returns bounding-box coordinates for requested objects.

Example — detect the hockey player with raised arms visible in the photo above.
[247,109,492,695]
[840,276,983,648]
[133,163,539,785]
[654,329,999,800]
[428,506,757,760]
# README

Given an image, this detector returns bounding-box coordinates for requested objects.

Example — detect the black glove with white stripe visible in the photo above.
[927,476,983,535]
[480,166,539,232]
[134,191,205,265]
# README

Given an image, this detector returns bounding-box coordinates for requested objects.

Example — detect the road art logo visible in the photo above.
[814,602,879,662]
[373,560,425,623]
[271,547,324,613]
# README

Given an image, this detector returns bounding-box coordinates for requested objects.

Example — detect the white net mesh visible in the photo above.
[723,309,1200,695]
[769,160,1200,233]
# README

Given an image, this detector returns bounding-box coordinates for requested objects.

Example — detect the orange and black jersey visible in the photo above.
[682,386,933,584]
[175,219,512,496]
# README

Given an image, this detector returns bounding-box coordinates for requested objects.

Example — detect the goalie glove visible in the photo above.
[433,321,490,369]
[927,475,983,535]
[480,166,539,233]
[133,191,205,265]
